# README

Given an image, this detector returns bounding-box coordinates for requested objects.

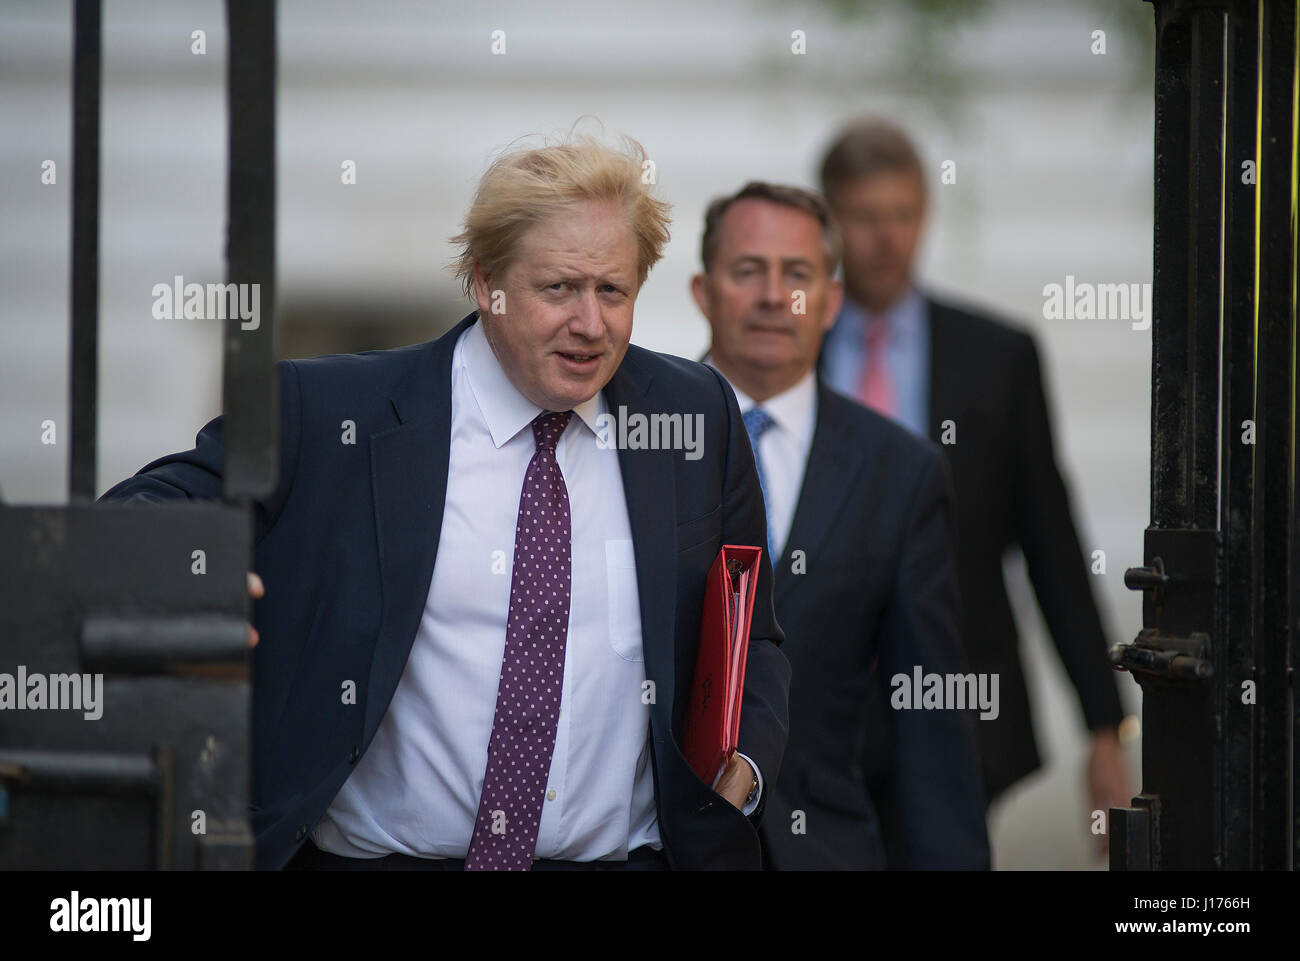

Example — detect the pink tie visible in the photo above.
[856,315,897,417]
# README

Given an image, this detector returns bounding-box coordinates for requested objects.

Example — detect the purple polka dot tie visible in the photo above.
[465,410,574,870]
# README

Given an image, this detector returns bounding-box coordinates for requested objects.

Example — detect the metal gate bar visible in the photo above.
[68,0,100,503]
[1251,0,1296,871]
[224,0,278,501]
[1217,0,1259,872]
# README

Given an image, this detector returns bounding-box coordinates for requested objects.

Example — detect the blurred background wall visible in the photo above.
[0,0,1153,869]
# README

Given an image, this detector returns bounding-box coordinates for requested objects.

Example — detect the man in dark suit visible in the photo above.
[816,118,1131,854]
[100,136,790,871]
[691,180,989,869]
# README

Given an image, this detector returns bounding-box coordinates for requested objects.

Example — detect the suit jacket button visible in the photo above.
[348,747,359,764]
[295,824,307,841]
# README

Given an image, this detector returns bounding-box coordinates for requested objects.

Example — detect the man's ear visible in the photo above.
[822,277,844,333]
[472,262,496,317]
[689,272,712,320]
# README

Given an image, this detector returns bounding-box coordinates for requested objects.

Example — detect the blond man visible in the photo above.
[101,135,790,871]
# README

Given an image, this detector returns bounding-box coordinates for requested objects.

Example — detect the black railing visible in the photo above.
[1112,0,1297,871]
[0,0,277,870]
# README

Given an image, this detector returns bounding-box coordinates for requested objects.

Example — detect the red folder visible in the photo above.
[682,544,762,789]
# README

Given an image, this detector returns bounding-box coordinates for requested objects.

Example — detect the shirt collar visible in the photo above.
[462,317,606,448]
[840,284,925,341]
[703,354,817,444]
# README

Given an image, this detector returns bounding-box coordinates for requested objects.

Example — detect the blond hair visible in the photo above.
[449,133,672,300]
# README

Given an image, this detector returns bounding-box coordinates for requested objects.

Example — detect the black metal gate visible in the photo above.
[0,0,277,869]
[1110,0,1297,870]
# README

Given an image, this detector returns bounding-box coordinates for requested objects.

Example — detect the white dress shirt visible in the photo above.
[312,320,662,861]
[704,359,818,558]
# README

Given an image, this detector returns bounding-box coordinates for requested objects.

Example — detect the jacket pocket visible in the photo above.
[676,504,721,554]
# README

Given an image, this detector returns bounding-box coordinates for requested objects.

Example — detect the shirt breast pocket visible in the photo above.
[605,539,644,662]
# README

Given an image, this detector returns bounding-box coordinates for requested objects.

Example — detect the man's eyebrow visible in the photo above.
[530,268,634,286]
[726,254,816,268]
[527,262,629,278]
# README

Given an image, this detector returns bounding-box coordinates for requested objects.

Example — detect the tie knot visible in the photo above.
[743,407,775,445]
[865,314,891,349]
[532,410,572,451]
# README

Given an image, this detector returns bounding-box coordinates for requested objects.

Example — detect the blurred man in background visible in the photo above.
[693,180,988,869]
[817,118,1131,864]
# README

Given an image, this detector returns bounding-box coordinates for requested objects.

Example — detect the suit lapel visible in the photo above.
[601,352,679,725]
[364,312,475,738]
[775,383,864,606]
[926,297,957,446]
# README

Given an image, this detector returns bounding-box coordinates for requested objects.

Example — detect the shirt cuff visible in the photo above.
[735,751,763,816]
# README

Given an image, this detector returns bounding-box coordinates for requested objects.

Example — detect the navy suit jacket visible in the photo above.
[100,312,791,870]
[757,382,989,869]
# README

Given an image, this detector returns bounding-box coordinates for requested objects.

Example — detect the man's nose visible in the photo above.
[884,221,910,249]
[569,289,603,337]
[761,272,786,310]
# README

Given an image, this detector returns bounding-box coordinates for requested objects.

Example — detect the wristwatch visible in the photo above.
[744,769,759,806]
